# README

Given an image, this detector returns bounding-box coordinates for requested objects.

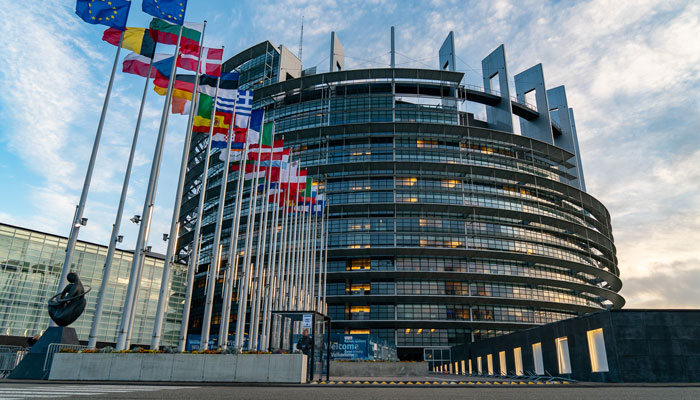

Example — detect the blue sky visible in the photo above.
[0,0,698,308]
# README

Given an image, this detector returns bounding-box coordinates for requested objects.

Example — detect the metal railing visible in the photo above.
[0,347,28,378]
[43,343,88,372]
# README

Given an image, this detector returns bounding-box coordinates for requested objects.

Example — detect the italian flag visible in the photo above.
[149,18,202,47]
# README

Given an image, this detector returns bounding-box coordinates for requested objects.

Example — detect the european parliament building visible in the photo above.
[179,32,624,362]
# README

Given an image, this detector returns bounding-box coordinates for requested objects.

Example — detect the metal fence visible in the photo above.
[0,346,28,378]
[43,343,88,372]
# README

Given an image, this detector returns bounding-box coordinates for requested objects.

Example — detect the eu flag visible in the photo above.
[75,0,131,31]
[142,0,187,25]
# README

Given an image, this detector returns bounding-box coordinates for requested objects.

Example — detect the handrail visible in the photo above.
[43,343,88,372]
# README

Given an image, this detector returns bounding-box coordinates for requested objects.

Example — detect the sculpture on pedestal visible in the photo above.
[48,272,90,327]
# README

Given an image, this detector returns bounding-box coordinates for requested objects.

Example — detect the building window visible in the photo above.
[514,347,524,376]
[469,358,473,375]
[499,351,507,376]
[532,342,544,375]
[487,354,494,375]
[461,360,466,375]
[587,328,609,372]
[477,356,482,374]
[555,336,572,374]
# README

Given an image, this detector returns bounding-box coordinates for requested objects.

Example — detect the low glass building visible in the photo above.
[0,223,185,347]
[179,35,624,363]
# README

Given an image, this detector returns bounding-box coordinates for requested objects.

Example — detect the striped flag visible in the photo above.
[178,44,223,76]
[122,52,171,78]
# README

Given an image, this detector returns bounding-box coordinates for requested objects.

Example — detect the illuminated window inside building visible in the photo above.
[555,337,572,374]
[587,328,609,372]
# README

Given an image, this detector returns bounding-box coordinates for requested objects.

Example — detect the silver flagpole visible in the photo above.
[316,193,326,312]
[262,170,282,350]
[296,191,308,310]
[249,175,270,350]
[310,196,319,311]
[55,32,124,328]
[177,73,222,352]
[116,25,183,350]
[275,157,292,311]
[304,194,314,309]
[233,110,259,350]
[200,94,238,351]
[245,122,269,350]
[151,22,207,350]
[305,195,315,309]
[87,46,154,349]
[291,170,303,310]
[253,130,278,350]
[218,116,250,349]
[321,198,331,315]
[287,173,300,310]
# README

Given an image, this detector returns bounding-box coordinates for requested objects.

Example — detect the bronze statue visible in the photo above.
[48,272,90,326]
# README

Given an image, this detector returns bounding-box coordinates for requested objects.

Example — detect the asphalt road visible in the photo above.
[1,383,700,400]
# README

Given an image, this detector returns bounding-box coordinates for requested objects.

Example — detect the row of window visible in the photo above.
[327,257,595,285]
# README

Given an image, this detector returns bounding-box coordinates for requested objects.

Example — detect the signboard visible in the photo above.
[302,314,313,329]
[330,334,369,360]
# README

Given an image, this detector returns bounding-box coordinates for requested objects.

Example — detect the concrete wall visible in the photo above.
[451,310,700,383]
[330,361,427,377]
[49,353,307,383]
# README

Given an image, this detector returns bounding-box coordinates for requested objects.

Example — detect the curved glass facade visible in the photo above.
[179,43,622,358]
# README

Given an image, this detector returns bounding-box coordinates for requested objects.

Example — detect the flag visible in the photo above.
[149,18,201,47]
[122,52,171,78]
[198,73,239,100]
[249,141,288,167]
[154,73,195,92]
[153,74,195,100]
[103,27,156,57]
[76,0,131,30]
[171,97,191,114]
[178,44,223,76]
[142,0,188,26]
[245,109,265,145]
[152,55,176,78]
[192,94,232,133]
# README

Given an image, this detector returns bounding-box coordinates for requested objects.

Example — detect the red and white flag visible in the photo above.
[177,44,223,76]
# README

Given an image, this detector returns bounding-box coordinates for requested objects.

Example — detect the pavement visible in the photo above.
[1,378,699,400]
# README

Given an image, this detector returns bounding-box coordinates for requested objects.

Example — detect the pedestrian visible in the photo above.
[296,329,312,356]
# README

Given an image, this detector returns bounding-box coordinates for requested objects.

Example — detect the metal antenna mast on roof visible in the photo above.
[298,15,304,65]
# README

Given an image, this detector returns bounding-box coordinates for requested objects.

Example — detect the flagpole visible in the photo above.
[151,21,208,350]
[88,48,155,349]
[262,171,282,350]
[177,73,222,352]
[243,120,268,351]
[55,32,124,328]
[322,196,329,315]
[288,169,301,310]
[234,110,258,350]
[303,194,313,309]
[200,90,238,351]
[310,196,319,311]
[219,110,249,349]
[251,128,277,350]
[233,111,266,350]
[276,155,292,311]
[116,25,184,350]
[249,175,270,351]
[316,193,326,312]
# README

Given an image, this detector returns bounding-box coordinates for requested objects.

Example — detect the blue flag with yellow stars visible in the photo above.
[142,0,187,25]
[75,0,131,31]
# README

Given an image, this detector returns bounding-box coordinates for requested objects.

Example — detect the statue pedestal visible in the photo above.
[8,327,80,380]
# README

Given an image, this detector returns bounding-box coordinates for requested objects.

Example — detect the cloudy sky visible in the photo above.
[0,0,698,308]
